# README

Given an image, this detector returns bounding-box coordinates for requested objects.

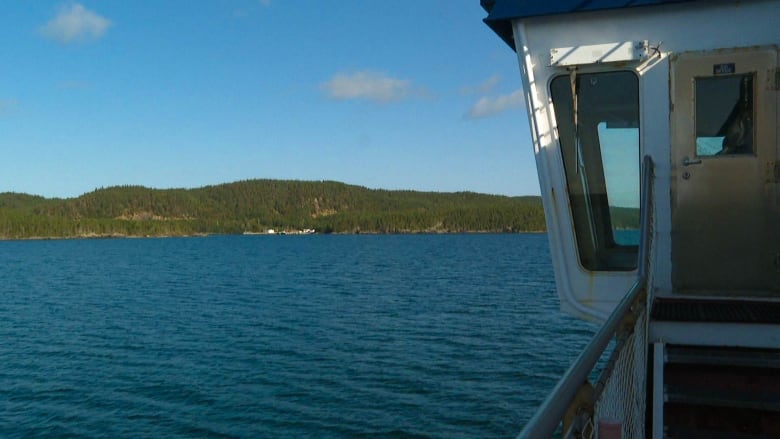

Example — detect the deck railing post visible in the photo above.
[517,157,654,439]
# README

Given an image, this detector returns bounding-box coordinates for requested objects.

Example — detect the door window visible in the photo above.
[695,74,754,156]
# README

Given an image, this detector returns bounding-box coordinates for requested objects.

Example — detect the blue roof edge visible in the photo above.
[481,0,702,51]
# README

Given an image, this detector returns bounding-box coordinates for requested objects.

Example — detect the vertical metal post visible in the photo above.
[652,342,665,439]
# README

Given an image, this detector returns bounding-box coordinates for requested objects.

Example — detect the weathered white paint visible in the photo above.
[550,41,649,67]
[509,0,780,321]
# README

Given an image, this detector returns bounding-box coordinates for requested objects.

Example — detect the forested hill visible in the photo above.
[0,180,547,239]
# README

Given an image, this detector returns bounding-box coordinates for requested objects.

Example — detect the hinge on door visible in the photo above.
[770,68,780,91]
[768,162,780,183]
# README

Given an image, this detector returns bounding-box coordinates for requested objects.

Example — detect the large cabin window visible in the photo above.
[550,71,640,271]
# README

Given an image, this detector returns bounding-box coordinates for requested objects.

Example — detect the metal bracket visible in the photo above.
[550,41,649,67]
[563,382,594,438]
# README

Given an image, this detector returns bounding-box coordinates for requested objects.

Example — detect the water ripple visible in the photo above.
[0,234,596,438]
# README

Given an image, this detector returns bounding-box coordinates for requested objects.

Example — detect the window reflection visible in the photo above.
[695,74,754,156]
[597,122,640,246]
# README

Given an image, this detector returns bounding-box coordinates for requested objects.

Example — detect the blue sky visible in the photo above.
[0,1,536,199]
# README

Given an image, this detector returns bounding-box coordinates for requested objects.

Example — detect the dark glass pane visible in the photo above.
[550,71,640,271]
[695,74,754,156]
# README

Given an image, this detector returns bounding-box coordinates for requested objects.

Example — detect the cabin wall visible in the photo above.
[510,0,780,320]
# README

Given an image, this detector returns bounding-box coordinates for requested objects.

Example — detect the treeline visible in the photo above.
[609,206,641,230]
[0,180,548,239]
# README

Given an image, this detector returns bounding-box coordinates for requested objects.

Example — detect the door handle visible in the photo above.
[682,157,702,166]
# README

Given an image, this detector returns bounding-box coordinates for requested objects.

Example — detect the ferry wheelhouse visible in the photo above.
[482,0,780,437]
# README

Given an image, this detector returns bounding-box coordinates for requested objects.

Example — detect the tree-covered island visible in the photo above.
[0,179,554,239]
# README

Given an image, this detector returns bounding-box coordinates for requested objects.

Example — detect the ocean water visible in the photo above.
[0,234,597,438]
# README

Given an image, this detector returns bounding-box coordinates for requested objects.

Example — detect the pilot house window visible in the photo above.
[550,71,640,271]
[695,74,754,156]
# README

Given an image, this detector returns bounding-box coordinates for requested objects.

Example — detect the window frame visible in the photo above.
[549,69,641,272]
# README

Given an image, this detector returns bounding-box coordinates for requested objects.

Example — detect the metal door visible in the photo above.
[671,47,779,294]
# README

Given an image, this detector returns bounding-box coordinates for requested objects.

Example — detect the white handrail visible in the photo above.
[517,156,654,438]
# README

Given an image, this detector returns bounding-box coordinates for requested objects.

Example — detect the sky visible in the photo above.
[0,1,537,199]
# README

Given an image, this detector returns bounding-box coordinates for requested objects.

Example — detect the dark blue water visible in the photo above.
[0,234,596,438]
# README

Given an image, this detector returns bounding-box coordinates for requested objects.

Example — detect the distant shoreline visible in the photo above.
[0,179,558,239]
[1,230,547,242]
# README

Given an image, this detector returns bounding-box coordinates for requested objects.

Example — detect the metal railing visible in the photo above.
[518,156,655,439]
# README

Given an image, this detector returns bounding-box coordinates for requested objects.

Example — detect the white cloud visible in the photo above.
[460,74,501,95]
[321,71,412,103]
[466,89,525,119]
[40,3,112,44]
[259,0,272,5]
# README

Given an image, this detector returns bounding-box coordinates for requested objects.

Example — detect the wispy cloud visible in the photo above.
[259,0,272,6]
[321,71,413,103]
[40,3,112,44]
[460,75,501,95]
[466,89,525,119]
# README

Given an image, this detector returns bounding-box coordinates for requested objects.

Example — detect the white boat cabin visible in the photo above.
[483,0,780,322]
